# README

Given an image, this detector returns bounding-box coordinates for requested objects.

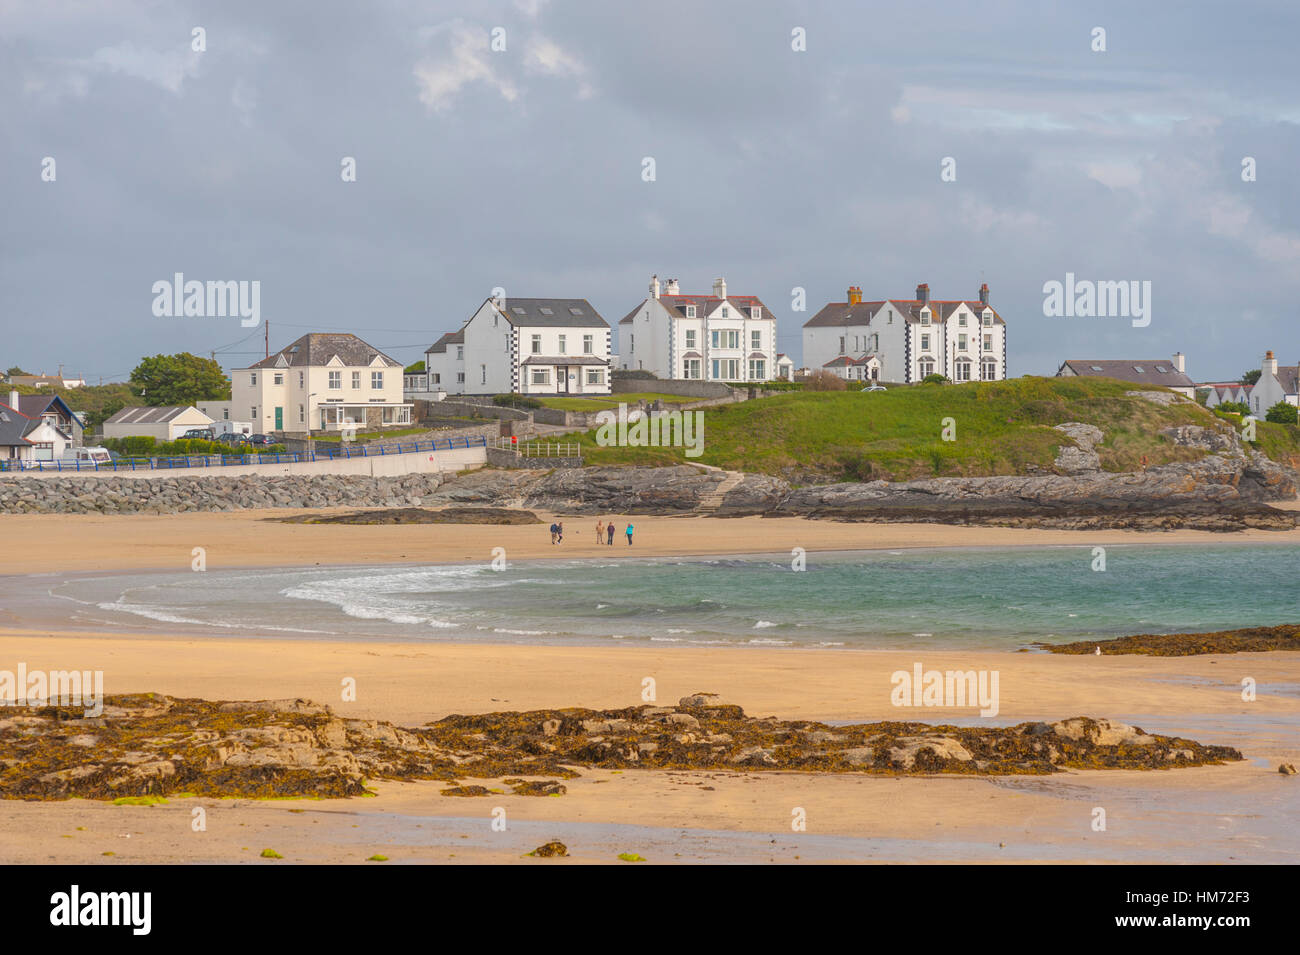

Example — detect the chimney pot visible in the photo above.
[979,282,989,306]
[713,277,727,299]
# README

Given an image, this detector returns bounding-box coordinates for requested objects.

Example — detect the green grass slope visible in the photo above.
[566,376,1300,483]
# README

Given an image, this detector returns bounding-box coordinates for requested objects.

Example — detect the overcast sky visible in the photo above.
[4,0,1298,383]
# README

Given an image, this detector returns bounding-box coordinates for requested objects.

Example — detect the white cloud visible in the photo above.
[525,36,592,98]
[413,22,517,111]
[81,41,201,94]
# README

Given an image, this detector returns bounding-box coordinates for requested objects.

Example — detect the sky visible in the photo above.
[3,0,1298,384]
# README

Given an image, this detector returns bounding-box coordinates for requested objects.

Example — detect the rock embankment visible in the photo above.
[1044,623,1300,656]
[0,693,1241,801]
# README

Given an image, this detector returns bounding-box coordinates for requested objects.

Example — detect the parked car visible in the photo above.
[860,384,887,392]
[217,432,249,446]
[244,433,273,447]
[180,428,216,440]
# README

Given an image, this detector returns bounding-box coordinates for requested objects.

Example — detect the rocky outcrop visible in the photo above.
[1045,623,1300,656]
[0,693,1243,801]
[1052,423,1103,473]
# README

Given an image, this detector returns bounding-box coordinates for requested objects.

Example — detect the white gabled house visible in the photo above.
[0,398,73,461]
[227,333,412,433]
[425,298,612,396]
[617,276,779,382]
[802,283,1007,384]
[1245,350,1299,416]
[775,353,795,381]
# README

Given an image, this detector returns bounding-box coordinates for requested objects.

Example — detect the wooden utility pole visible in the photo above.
[265,320,269,359]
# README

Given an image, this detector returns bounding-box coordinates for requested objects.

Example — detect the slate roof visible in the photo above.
[492,298,609,328]
[104,406,205,425]
[0,402,35,448]
[803,297,1005,328]
[1058,360,1195,390]
[15,394,84,427]
[520,355,610,365]
[426,330,465,354]
[247,333,402,370]
[619,293,776,324]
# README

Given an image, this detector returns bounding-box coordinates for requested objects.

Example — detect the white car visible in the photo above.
[860,384,887,392]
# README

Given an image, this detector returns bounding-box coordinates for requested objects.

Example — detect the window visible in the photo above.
[251,405,258,419]
[532,334,542,354]
[983,334,992,352]
[352,371,361,389]
[751,330,761,350]
[1133,365,1145,373]
[456,346,464,360]
[586,368,601,385]
[711,358,740,380]
[839,336,845,355]
[958,334,969,351]
[955,360,972,382]
[569,307,584,316]
[298,372,304,388]
[371,371,384,389]
[531,368,550,385]
[480,365,486,385]
[750,307,761,320]
[921,334,931,351]
[630,334,634,352]
[959,315,967,327]
[981,361,997,381]
[456,372,465,384]
[539,306,554,315]
[299,404,304,423]
[721,307,729,318]
[748,359,766,380]
[222,408,229,420]
[431,373,440,384]
[685,329,696,349]
[512,306,525,316]
[583,334,593,354]
[918,360,935,378]
[983,314,992,326]
[683,359,701,379]
[250,373,257,386]
[558,334,566,354]
[328,371,341,389]
[273,373,283,385]
[920,312,930,326]
[686,305,696,318]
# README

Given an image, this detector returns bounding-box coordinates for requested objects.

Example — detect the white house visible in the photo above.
[617,276,779,382]
[1201,382,1251,409]
[103,406,214,442]
[1056,354,1195,398]
[1245,350,1299,416]
[803,283,1007,384]
[775,353,795,381]
[425,298,612,396]
[0,400,73,461]
[227,333,413,433]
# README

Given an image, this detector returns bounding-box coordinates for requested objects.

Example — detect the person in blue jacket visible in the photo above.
[625,522,634,545]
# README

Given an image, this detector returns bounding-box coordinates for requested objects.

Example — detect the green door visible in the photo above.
[274,406,283,430]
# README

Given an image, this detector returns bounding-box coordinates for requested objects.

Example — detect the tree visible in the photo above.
[921,373,951,384]
[1241,369,1261,386]
[6,366,29,377]
[1264,401,1298,425]
[129,353,230,406]
[405,360,425,373]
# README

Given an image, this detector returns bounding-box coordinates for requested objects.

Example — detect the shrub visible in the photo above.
[1215,400,1249,416]
[804,370,847,392]
[102,435,158,457]
[921,373,951,385]
[759,381,804,392]
[1265,401,1299,425]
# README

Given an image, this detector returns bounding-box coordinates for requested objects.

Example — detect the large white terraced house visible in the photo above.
[803,283,1007,384]
[617,276,778,382]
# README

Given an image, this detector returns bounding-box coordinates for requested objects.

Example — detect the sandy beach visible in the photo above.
[2,509,1298,864]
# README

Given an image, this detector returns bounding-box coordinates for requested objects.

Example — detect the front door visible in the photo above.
[557,367,568,393]
[274,406,283,430]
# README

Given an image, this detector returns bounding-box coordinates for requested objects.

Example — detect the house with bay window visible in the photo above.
[226,333,412,433]
[617,276,779,382]
[803,283,1007,384]
[424,297,612,396]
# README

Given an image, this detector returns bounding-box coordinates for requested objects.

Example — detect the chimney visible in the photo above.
[1264,350,1278,376]
[713,277,727,299]
[665,278,680,295]
[1172,352,1185,374]
[979,283,989,306]
[916,283,930,304]
[650,274,660,300]
[7,389,17,409]
[847,286,862,305]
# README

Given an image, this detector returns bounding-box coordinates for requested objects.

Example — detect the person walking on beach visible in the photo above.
[550,522,559,545]
[596,519,604,543]
[556,521,564,544]
[606,521,615,545]
[625,522,634,546]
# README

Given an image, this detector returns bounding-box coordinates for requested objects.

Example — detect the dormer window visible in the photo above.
[686,305,696,318]
[750,307,761,320]
[920,313,930,326]
[982,313,992,326]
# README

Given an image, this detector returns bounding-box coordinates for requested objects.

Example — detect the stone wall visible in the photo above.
[486,448,583,469]
[612,379,734,399]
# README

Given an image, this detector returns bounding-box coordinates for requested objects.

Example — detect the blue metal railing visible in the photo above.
[0,435,487,472]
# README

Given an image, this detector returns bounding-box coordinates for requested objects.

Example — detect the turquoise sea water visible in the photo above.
[31,543,1300,650]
